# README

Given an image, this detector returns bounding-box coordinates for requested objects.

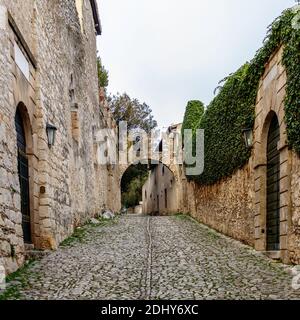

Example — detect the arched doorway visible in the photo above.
[15,107,32,243]
[266,113,280,251]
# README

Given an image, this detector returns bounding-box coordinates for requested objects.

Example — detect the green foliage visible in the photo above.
[97,56,109,89]
[182,100,205,136]
[194,63,255,184]
[0,259,36,300]
[182,100,205,159]
[282,8,300,153]
[185,7,300,185]
[60,217,117,247]
[173,213,191,220]
[60,226,88,247]
[121,164,148,208]
[108,93,157,133]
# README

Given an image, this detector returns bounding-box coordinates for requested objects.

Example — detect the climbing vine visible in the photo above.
[183,7,300,185]
[181,100,205,157]
[182,100,205,136]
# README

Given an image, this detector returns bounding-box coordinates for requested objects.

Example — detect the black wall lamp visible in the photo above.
[46,123,57,148]
[242,128,254,149]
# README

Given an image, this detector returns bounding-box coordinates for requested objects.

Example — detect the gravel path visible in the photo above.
[2,214,300,300]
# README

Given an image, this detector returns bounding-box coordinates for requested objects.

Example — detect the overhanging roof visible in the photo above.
[90,0,102,35]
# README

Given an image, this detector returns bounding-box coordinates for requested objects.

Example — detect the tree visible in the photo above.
[121,164,148,208]
[97,56,109,89]
[108,93,157,133]
[181,100,205,137]
[181,100,205,169]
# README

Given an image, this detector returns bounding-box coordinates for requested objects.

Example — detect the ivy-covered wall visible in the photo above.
[183,7,300,185]
[181,100,205,136]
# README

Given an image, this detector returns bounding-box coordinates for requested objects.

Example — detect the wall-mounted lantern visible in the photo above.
[46,123,57,148]
[242,128,253,149]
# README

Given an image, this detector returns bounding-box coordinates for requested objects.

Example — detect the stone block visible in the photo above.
[280,235,288,250]
[254,215,261,228]
[276,72,287,92]
[41,218,52,229]
[280,191,289,207]
[280,221,288,236]
[0,5,8,30]
[255,238,265,251]
[263,64,278,90]
[255,227,261,239]
[279,176,290,194]
[280,206,289,222]
[39,205,49,218]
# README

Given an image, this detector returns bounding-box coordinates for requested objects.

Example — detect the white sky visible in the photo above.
[97,0,294,129]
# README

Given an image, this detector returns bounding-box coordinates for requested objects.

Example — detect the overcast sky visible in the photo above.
[97,0,294,129]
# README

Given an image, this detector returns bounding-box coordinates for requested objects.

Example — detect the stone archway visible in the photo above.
[119,159,179,183]
[119,159,182,215]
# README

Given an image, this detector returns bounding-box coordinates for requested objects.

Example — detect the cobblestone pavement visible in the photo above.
[2,215,300,300]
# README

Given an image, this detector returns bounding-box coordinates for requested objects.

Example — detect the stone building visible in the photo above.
[142,124,185,215]
[0,0,119,274]
[142,163,178,215]
[183,46,300,264]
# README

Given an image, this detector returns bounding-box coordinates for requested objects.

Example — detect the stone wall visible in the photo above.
[184,163,255,246]
[96,88,121,214]
[0,0,118,274]
[289,151,300,264]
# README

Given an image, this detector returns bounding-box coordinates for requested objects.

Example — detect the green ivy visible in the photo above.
[182,100,205,136]
[184,7,300,185]
[181,100,205,158]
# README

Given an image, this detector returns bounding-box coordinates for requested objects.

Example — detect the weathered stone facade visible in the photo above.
[141,124,185,215]
[142,163,179,215]
[253,46,300,264]
[0,0,119,274]
[184,46,300,264]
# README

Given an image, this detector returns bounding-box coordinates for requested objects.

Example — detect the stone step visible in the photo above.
[263,250,281,260]
[25,249,51,261]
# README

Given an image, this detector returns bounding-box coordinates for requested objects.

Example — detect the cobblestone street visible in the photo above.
[2,215,300,300]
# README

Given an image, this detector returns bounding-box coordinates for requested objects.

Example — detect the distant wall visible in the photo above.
[142,163,180,215]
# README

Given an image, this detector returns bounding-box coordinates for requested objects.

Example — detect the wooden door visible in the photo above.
[15,109,31,243]
[266,115,280,251]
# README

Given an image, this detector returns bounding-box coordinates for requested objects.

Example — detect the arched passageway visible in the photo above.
[120,163,149,212]
[120,160,178,216]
